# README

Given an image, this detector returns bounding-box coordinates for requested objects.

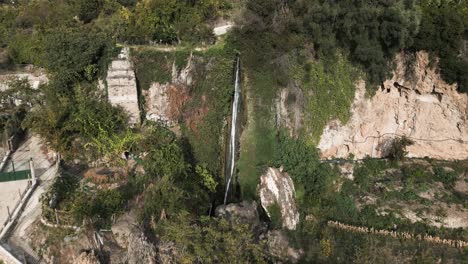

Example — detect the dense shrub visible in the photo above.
[387,136,414,161]
[433,166,459,188]
[413,0,467,93]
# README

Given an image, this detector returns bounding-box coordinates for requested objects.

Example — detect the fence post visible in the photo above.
[7,206,11,221]
[55,209,59,225]
[7,137,13,152]
[29,158,36,185]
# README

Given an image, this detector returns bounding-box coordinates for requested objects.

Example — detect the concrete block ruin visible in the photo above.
[107,47,141,126]
[0,66,48,92]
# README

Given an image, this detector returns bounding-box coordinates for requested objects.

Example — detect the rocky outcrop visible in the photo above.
[144,54,193,125]
[266,230,303,263]
[111,211,139,249]
[107,47,140,125]
[72,250,101,264]
[215,201,260,227]
[258,167,299,230]
[276,83,304,137]
[319,52,468,160]
[127,233,157,264]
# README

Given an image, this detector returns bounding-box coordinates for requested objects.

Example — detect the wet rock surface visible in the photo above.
[276,83,304,138]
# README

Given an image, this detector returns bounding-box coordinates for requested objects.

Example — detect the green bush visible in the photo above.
[433,166,458,189]
[387,136,414,161]
[268,203,283,229]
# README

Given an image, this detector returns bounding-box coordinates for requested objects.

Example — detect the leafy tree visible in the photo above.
[74,0,103,23]
[155,212,267,263]
[413,0,467,93]
[195,164,218,193]
[387,136,414,161]
[41,28,115,81]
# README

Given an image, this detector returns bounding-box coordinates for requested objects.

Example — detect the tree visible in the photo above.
[155,212,267,263]
[387,136,414,161]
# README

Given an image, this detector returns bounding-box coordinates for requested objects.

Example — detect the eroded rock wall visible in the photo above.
[319,52,468,160]
[144,54,193,126]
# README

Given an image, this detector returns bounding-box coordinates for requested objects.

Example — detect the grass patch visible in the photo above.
[299,55,359,145]
[132,48,192,90]
[237,66,278,200]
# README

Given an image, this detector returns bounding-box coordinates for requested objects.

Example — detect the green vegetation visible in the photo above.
[413,0,468,93]
[132,49,184,89]
[387,136,414,161]
[0,78,36,141]
[2,0,467,262]
[155,212,267,263]
[236,0,467,92]
[300,56,359,144]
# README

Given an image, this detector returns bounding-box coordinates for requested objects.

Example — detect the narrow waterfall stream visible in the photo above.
[224,57,241,205]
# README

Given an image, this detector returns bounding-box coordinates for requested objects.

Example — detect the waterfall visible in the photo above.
[224,57,241,205]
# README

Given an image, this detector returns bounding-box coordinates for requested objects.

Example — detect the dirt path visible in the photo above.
[2,136,58,262]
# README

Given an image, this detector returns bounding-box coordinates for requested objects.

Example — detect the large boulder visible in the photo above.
[258,167,300,230]
[215,201,260,227]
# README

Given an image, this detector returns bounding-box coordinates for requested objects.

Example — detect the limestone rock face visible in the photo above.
[267,230,303,263]
[258,167,299,230]
[144,54,193,125]
[215,201,260,226]
[319,52,468,160]
[107,47,140,125]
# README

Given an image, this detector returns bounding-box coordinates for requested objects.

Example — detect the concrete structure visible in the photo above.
[107,47,141,125]
[0,66,48,92]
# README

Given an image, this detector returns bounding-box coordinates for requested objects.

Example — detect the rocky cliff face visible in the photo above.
[258,167,299,230]
[276,83,304,138]
[319,52,468,160]
[144,54,193,126]
[106,47,140,126]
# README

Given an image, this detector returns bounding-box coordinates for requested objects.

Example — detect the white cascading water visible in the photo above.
[224,57,241,205]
